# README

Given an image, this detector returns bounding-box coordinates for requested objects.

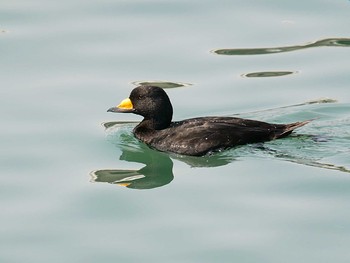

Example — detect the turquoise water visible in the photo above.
[1,0,350,262]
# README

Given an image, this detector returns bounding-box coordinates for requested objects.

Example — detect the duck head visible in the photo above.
[108,85,173,130]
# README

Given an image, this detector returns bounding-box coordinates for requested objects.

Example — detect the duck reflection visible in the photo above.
[91,142,174,190]
[91,129,237,189]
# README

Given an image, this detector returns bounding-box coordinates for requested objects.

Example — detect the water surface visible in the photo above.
[1,0,350,263]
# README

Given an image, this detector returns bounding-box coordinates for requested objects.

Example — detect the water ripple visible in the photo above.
[131,80,192,89]
[212,38,350,55]
[242,71,297,78]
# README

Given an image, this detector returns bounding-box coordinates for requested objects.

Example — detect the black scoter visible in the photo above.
[108,85,310,156]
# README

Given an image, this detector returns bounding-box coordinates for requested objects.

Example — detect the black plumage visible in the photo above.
[108,85,310,156]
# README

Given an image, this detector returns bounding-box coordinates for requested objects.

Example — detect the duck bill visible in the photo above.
[107,98,134,113]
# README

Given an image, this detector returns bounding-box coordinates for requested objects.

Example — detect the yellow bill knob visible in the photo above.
[117,98,133,110]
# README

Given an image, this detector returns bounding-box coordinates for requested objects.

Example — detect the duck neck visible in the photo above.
[139,116,171,130]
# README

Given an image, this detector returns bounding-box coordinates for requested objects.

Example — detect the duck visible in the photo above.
[107,85,310,156]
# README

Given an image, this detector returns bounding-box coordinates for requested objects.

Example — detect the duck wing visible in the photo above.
[138,117,310,156]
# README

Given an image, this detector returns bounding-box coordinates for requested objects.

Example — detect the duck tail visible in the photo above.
[276,119,313,139]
